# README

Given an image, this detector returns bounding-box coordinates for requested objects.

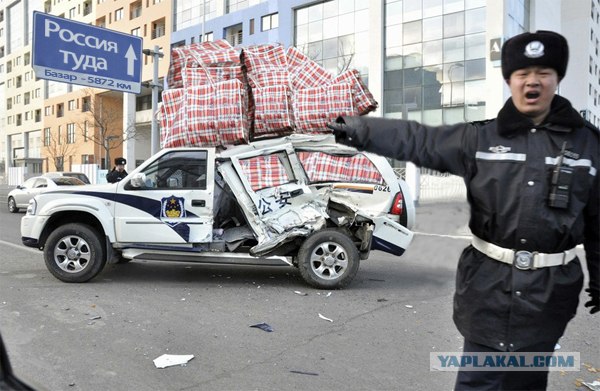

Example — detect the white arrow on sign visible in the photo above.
[125,44,137,77]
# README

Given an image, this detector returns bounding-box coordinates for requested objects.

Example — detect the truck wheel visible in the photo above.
[297,229,360,289]
[7,197,18,213]
[44,224,106,283]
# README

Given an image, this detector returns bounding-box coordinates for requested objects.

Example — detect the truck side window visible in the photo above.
[140,151,208,190]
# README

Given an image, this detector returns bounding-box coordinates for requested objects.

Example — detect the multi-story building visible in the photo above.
[1,0,598,186]
[0,0,170,184]
[1,0,45,184]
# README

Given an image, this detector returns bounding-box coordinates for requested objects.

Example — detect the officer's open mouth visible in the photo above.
[525,92,540,99]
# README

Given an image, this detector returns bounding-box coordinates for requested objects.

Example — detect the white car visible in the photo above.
[42,171,91,184]
[21,135,415,288]
[8,176,86,213]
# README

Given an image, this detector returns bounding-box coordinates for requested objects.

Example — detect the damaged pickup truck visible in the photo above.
[21,134,415,288]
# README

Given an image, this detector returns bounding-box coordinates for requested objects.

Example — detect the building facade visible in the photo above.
[1,0,598,184]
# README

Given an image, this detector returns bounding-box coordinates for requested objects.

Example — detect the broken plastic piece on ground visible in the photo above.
[554,343,561,350]
[153,354,194,369]
[582,381,600,391]
[318,313,333,322]
[294,290,308,296]
[250,322,274,332]
[405,305,413,308]
[290,370,319,376]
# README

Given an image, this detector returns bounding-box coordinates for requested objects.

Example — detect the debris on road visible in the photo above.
[250,322,274,332]
[318,313,333,322]
[582,380,600,391]
[290,370,319,376]
[153,354,194,369]
[294,290,308,296]
[405,305,413,309]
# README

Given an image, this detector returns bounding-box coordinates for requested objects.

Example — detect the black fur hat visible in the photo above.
[501,30,569,80]
[115,157,126,165]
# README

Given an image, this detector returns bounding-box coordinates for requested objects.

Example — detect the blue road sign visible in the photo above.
[32,12,143,94]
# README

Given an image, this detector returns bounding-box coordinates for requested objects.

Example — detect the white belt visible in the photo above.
[471,235,577,270]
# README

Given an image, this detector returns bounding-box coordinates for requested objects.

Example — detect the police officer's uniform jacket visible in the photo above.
[337,95,599,351]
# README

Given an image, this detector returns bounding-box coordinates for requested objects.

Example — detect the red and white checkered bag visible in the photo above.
[239,154,290,191]
[286,47,334,89]
[183,62,245,86]
[293,83,355,134]
[167,40,237,89]
[243,44,288,74]
[159,88,188,148]
[333,69,378,115]
[185,79,250,146]
[251,83,294,138]
[296,151,384,184]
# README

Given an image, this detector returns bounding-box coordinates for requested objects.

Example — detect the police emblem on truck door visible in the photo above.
[161,195,186,226]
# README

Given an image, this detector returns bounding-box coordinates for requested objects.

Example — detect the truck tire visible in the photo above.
[297,229,360,289]
[7,197,18,213]
[44,223,106,283]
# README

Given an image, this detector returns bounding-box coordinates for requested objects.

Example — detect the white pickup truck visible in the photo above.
[21,134,414,289]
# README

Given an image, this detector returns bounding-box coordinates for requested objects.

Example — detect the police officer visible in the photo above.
[106,157,129,183]
[329,30,598,390]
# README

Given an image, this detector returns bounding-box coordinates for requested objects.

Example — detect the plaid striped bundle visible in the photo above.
[160,80,249,147]
[167,39,236,89]
[161,41,379,147]
[239,154,290,191]
[243,44,293,138]
[333,69,378,115]
[286,47,334,89]
[297,151,384,185]
[293,83,355,133]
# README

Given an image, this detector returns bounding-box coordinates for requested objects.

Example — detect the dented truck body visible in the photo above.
[21,134,414,288]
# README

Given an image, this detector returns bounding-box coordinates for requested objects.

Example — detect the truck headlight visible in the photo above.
[26,199,37,215]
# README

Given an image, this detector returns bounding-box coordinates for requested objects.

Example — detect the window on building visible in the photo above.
[58,125,62,144]
[24,92,30,105]
[82,96,91,111]
[69,7,76,19]
[16,76,22,88]
[14,95,20,104]
[6,60,11,72]
[152,18,166,39]
[130,1,142,19]
[131,27,141,36]
[44,128,51,146]
[25,111,31,121]
[225,24,243,46]
[34,88,41,98]
[35,109,41,122]
[24,71,31,81]
[83,0,92,16]
[14,56,21,66]
[16,114,22,126]
[6,98,12,110]
[57,103,64,117]
[201,32,214,42]
[261,13,278,31]
[82,154,94,164]
[115,8,124,21]
[83,120,89,141]
[249,18,254,35]
[96,16,106,27]
[68,99,76,110]
[45,106,52,116]
[67,123,76,144]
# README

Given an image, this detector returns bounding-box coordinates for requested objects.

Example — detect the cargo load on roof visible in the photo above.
[159,39,378,148]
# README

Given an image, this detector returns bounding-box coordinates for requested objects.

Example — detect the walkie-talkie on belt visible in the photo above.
[548,142,573,209]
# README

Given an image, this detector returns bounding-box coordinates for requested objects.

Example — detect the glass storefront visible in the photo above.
[384,0,488,125]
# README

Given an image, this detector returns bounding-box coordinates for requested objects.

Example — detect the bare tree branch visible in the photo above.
[43,129,79,171]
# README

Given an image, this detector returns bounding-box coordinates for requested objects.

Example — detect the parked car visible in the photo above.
[21,134,415,288]
[8,176,86,213]
[42,171,91,184]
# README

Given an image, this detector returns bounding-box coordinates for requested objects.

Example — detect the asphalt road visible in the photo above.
[0,190,598,390]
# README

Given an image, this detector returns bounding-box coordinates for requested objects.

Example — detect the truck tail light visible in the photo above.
[390,192,404,216]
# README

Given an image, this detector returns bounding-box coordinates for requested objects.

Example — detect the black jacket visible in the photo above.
[337,95,599,350]
[106,168,129,183]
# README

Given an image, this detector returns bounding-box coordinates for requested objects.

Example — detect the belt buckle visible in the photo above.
[514,251,534,270]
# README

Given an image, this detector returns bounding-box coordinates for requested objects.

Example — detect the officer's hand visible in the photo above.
[326,120,350,142]
[584,288,599,314]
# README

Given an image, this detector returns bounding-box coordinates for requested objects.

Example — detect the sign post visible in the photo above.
[32,11,142,94]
